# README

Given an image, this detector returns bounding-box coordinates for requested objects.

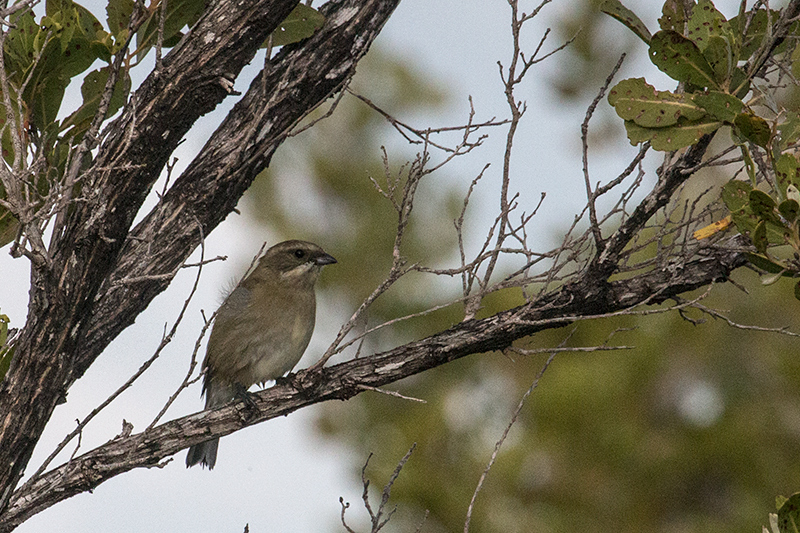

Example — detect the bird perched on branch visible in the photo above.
[186,240,337,469]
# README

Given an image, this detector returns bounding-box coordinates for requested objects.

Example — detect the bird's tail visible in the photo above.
[186,376,235,469]
[186,438,219,469]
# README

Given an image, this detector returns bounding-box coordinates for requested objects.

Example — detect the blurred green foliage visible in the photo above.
[552,0,644,101]
[318,277,800,533]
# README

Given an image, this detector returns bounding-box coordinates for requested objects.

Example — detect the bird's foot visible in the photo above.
[233,384,260,416]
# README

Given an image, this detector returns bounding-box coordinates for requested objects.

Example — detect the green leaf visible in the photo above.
[623,115,721,151]
[721,180,752,213]
[0,98,18,165]
[46,0,68,17]
[41,9,77,53]
[62,9,80,51]
[745,252,790,275]
[686,0,734,51]
[73,1,104,40]
[658,0,687,32]
[4,9,41,82]
[184,0,207,28]
[41,77,70,127]
[692,91,742,122]
[779,199,799,223]
[731,9,780,59]
[788,184,800,205]
[775,154,798,198]
[75,0,112,63]
[730,209,788,244]
[60,67,131,139]
[0,313,11,382]
[106,0,134,40]
[767,221,792,245]
[729,67,750,99]
[136,0,206,60]
[749,189,777,219]
[724,183,791,244]
[777,492,800,532]
[734,112,771,148]
[649,30,718,88]
[16,1,105,131]
[160,32,182,49]
[0,346,11,382]
[37,0,99,78]
[752,219,768,253]
[0,202,19,248]
[702,35,733,85]
[0,314,7,346]
[779,112,800,150]
[608,77,705,127]
[740,144,757,186]
[82,67,130,117]
[600,0,651,44]
[761,270,787,285]
[268,4,325,47]
[0,345,11,381]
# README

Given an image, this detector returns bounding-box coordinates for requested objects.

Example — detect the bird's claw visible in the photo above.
[234,384,260,415]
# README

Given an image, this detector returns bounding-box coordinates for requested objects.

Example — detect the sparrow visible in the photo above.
[186,240,336,469]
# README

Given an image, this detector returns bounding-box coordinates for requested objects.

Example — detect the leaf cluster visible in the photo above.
[605,0,800,300]
[720,163,800,299]
[602,0,784,151]
[0,0,324,249]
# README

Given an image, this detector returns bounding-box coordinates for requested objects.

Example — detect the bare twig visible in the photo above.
[349,89,509,153]
[340,444,418,533]
[155,0,167,70]
[289,81,350,138]
[357,385,427,403]
[581,53,626,248]
[464,337,559,533]
[146,219,212,430]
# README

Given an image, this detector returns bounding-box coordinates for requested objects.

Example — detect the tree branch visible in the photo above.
[0,239,747,532]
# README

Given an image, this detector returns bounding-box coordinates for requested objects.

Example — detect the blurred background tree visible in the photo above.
[240,2,800,532]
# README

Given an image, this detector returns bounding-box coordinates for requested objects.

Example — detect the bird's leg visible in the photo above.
[233,383,260,416]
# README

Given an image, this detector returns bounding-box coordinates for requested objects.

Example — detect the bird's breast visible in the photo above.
[204,282,317,390]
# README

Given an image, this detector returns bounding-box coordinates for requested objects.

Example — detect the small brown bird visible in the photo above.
[186,240,336,469]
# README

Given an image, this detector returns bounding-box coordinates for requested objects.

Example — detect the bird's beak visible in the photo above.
[315,253,337,266]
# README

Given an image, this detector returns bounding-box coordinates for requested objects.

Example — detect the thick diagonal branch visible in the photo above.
[0,0,321,515]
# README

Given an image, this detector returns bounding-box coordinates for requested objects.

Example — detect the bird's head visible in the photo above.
[255,240,337,287]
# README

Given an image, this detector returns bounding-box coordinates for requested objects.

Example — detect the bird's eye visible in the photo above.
[293,249,306,259]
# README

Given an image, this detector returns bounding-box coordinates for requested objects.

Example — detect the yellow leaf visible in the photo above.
[693,215,732,239]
